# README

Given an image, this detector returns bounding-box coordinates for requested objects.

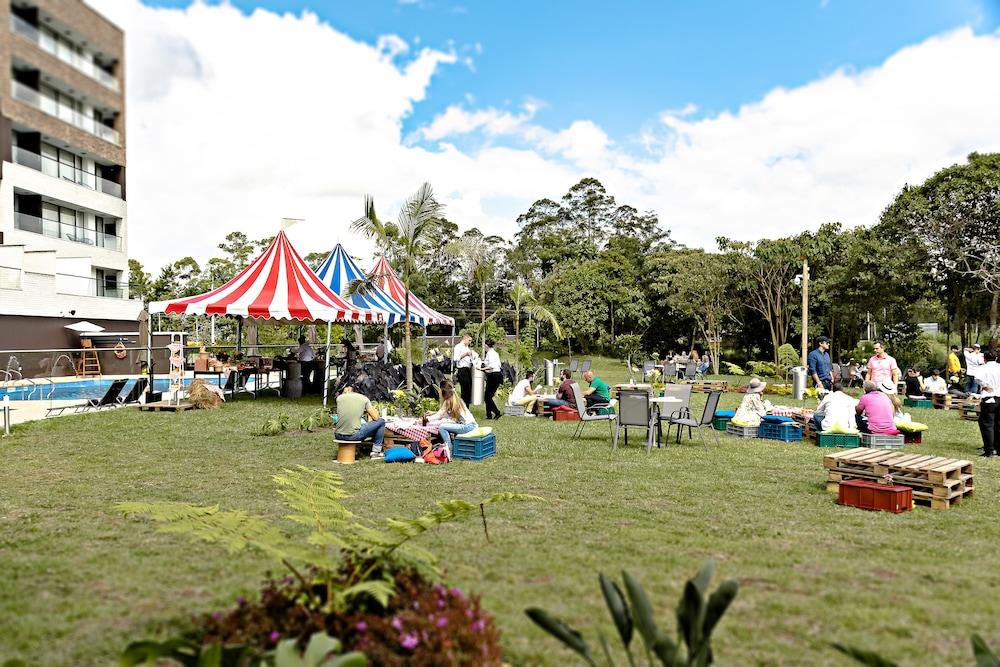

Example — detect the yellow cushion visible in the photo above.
[895,420,928,433]
[464,426,494,438]
[825,420,859,435]
[731,418,755,427]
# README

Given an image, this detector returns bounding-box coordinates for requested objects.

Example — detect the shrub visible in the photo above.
[746,361,778,378]
[196,569,502,666]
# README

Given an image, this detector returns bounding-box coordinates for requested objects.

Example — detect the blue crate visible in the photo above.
[453,432,497,461]
[758,421,803,442]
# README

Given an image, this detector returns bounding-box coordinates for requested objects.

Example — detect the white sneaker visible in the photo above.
[370,452,384,460]
[523,413,536,418]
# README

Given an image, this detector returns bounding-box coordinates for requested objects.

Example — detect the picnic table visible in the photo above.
[384,417,441,444]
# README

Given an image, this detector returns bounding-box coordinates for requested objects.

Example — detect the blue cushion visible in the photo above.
[384,447,416,463]
[761,414,793,423]
[715,409,735,418]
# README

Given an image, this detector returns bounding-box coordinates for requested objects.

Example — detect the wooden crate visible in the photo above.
[931,394,958,410]
[824,449,974,510]
[838,480,912,513]
[686,380,728,393]
[959,399,981,421]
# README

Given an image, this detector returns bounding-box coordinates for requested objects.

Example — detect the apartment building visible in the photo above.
[0,0,140,350]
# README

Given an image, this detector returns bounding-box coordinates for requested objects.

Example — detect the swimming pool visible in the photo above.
[0,378,219,402]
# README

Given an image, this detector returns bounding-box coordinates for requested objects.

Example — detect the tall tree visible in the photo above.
[352,184,444,389]
[128,258,151,305]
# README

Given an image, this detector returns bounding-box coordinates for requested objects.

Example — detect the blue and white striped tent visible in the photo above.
[314,244,414,325]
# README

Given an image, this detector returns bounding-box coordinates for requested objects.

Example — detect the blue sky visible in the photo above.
[143,0,998,148]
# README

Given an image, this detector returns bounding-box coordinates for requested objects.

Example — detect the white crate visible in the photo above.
[726,423,758,438]
[860,433,905,449]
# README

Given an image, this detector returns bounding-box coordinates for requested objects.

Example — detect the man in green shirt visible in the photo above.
[582,370,611,408]
[335,386,386,459]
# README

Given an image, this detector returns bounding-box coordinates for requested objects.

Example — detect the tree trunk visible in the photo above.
[991,291,999,343]
[404,281,413,389]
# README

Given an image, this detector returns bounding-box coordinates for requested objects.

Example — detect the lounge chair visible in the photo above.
[569,382,616,440]
[118,378,149,405]
[50,379,130,416]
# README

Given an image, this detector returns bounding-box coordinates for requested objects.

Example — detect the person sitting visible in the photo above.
[922,369,947,396]
[904,368,925,398]
[812,382,858,433]
[732,378,771,427]
[698,351,712,376]
[855,381,899,434]
[426,380,477,454]
[335,385,386,459]
[847,358,862,385]
[581,370,611,408]
[546,369,576,410]
[879,381,907,420]
[508,370,539,415]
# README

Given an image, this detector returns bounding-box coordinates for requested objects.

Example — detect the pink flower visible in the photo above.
[269,631,281,643]
[449,587,464,598]
[211,612,222,621]
[436,616,449,628]
[401,632,419,650]
[437,597,446,609]
[391,616,403,631]
[471,619,486,633]
[236,596,247,606]
[355,621,367,632]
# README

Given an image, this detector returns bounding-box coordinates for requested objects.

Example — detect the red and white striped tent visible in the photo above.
[368,256,455,327]
[149,231,381,407]
[149,231,380,323]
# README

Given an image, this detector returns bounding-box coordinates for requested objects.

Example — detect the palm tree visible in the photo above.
[352,184,443,389]
[446,233,496,328]
[511,280,562,341]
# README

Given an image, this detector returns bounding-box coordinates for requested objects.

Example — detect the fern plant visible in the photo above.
[300,408,334,432]
[721,362,745,376]
[119,631,366,667]
[526,561,737,666]
[117,467,538,613]
[256,415,290,436]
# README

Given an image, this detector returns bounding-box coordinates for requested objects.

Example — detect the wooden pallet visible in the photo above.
[959,399,981,421]
[137,401,195,412]
[824,448,974,510]
[931,394,961,411]
[686,380,728,393]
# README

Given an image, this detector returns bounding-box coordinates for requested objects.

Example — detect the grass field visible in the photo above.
[1,356,997,666]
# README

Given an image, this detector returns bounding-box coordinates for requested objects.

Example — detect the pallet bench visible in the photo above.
[959,398,981,421]
[824,448,974,510]
[686,380,728,393]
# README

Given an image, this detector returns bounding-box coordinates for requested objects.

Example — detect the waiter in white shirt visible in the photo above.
[481,338,504,420]
[297,335,317,393]
[965,343,985,394]
[452,333,474,405]
[975,348,1000,457]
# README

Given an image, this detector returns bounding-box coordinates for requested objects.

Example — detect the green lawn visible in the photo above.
[1,357,998,666]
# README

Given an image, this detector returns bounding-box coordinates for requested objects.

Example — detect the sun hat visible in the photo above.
[747,378,767,394]
[973,343,982,349]
[878,380,896,394]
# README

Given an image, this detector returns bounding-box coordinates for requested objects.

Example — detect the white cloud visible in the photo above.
[84,0,1000,273]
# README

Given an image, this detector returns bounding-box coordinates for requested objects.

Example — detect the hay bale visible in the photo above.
[188,378,223,410]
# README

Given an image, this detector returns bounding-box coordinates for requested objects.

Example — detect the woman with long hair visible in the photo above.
[427,380,478,452]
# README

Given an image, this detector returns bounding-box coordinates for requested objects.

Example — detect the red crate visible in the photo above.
[552,409,580,422]
[837,480,912,513]
[903,432,922,444]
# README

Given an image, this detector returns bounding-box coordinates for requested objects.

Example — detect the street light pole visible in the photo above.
[800,258,810,367]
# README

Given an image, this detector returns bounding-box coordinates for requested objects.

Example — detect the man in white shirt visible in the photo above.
[452,333,474,405]
[296,335,317,393]
[965,343,984,394]
[922,369,947,395]
[481,338,503,419]
[974,349,1000,457]
[508,370,538,415]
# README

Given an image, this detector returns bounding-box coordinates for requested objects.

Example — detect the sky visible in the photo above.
[85,0,1000,270]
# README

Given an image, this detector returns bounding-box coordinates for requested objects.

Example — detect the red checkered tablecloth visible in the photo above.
[385,418,441,443]
[769,406,804,417]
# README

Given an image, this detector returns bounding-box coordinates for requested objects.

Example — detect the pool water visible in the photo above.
[0,378,220,402]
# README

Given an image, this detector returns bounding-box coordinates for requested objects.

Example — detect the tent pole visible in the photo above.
[323,320,332,409]
[383,321,389,363]
[147,315,154,401]
[421,328,427,364]
[450,324,455,374]
[236,317,243,356]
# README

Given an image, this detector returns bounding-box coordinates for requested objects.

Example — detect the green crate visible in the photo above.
[816,432,860,448]
[903,398,932,408]
[712,416,731,431]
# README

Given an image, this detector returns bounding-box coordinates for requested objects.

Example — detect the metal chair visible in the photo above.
[663,363,677,380]
[658,384,692,445]
[642,360,655,380]
[668,391,722,448]
[570,382,616,440]
[613,389,656,452]
[684,363,699,381]
[569,359,579,374]
[580,359,592,373]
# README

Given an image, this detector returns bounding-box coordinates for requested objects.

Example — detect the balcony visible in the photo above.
[11,146,123,198]
[14,211,123,252]
[10,14,119,92]
[11,81,121,146]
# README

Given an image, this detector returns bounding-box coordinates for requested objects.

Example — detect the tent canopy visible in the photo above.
[149,231,382,324]
[315,244,412,326]
[368,257,455,327]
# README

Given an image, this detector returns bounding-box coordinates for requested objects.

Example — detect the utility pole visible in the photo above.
[800,257,810,367]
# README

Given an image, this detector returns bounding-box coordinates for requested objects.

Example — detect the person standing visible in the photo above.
[481,339,503,420]
[808,336,834,392]
[975,349,1000,457]
[296,335,316,393]
[335,385,386,459]
[965,343,984,394]
[452,333,474,406]
[947,345,963,378]
[865,341,900,387]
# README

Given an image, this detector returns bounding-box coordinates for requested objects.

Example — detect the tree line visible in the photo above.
[130,152,1000,372]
